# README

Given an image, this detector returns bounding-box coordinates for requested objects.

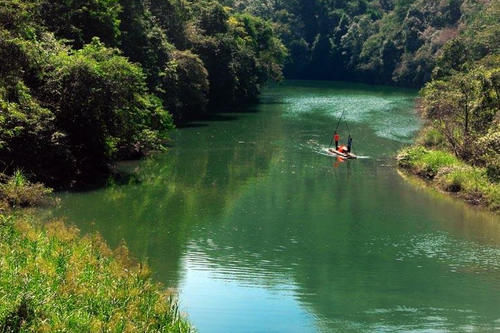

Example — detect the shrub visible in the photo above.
[474,126,500,182]
[420,150,458,175]
[436,167,464,192]
[0,170,52,207]
[486,160,500,183]
[417,125,446,148]
[397,146,427,169]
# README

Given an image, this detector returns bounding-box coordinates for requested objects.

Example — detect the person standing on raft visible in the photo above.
[334,132,340,150]
[347,135,352,153]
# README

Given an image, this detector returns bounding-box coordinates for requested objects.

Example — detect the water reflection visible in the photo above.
[48,81,500,332]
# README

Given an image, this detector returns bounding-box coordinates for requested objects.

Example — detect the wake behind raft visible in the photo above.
[328,144,357,159]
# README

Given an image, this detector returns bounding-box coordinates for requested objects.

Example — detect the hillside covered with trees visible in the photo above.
[224,0,496,86]
[0,0,498,196]
[0,0,286,187]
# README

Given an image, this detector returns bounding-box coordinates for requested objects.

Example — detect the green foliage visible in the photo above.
[398,146,458,178]
[149,0,189,48]
[0,0,42,38]
[0,0,286,184]
[421,64,499,159]
[417,125,446,148]
[40,0,122,47]
[0,30,172,186]
[474,124,500,182]
[437,166,500,210]
[460,0,500,59]
[117,0,175,91]
[401,1,498,209]
[195,0,230,35]
[419,150,459,175]
[398,146,500,211]
[44,38,171,165]
[0,215,192,331]
[163,50,209,122]
[226,0,496,87]
[432,39,471,79]
[0,33,68,184]
[186,5,286,108]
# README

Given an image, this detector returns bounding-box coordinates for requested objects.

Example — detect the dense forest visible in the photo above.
[0,0,286,187]
[0,0,498,191]
[224,0,496,86]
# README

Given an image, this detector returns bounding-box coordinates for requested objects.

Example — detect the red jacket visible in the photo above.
[334,134,340,141]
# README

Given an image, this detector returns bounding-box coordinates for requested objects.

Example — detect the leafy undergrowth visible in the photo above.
[398,146,500,211]
[0,214,192,332]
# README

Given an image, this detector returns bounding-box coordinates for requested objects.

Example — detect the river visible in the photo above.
[48,81,500,332]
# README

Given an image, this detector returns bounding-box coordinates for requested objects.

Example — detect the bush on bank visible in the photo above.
[398,146,500,211]
[0,171,53,210]
[0,214,191,332]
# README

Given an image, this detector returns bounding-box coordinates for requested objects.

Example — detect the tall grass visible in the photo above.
[0,214,192,332]
[397,146,459,178]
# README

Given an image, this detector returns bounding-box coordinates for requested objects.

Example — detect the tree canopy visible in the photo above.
[0,0,497,186]
[0,0,286,186]
[224,0,493,87]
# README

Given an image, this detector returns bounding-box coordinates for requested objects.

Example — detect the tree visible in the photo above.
[40,0,122,47]
[432,39,471,79]
[41,38,172,181]
[163,50,209,122]
[422,66,498,160]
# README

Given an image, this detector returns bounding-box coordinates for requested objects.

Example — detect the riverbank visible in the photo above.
[397,146,499,212]
[0,180,191,331]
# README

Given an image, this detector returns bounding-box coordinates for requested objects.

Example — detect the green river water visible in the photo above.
[48,81,500,332]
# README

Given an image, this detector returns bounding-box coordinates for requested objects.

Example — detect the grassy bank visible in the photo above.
[0,210,191,331]
[398,146,500,212]
[0,214,191,332]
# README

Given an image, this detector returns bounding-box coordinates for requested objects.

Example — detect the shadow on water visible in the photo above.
[177,91,288,129]
[176,114,240,128]
[176,122,209,129]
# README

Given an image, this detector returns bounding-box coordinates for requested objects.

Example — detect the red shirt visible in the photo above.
[334,134,340,141]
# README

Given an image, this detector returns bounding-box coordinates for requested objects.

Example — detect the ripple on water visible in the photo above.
[282,95,419,142]
[185,239,297,287]
[375,232,500,274]
[317,306,482,333]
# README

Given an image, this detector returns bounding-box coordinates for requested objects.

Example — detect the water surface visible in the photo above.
[49,81,500,332]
